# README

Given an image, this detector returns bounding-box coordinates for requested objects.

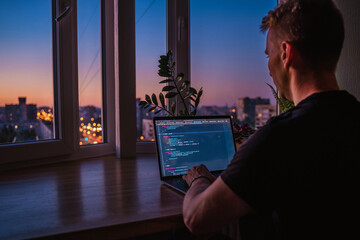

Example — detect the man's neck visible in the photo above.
[289,70,339,105]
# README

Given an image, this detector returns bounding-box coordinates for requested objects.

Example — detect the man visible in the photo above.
[182,0,360,239]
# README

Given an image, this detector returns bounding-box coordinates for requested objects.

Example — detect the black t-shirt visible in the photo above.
[221,91,360,240]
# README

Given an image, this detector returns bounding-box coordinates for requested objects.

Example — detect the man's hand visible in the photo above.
[182,164,217,186]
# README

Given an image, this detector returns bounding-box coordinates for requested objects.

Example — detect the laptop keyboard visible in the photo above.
[176,179,189,191]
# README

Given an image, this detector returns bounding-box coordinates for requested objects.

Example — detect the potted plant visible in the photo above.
[138,51,203,116]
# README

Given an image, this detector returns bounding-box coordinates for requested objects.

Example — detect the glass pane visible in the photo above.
[78,0,103,145]
[135,0,166,142]
[0,0,55,144]
[190,0,277,129]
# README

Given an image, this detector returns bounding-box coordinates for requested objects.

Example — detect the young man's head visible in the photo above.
[261,0,344,99]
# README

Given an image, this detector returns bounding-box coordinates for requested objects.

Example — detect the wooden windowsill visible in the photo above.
[0,154,185,239]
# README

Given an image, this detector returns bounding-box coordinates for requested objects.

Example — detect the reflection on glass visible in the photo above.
[78,0,103,145]
[135,0,166,142]
[0,0,55,144]
[190,0,277,129]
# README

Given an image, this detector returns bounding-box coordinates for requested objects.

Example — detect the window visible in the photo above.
[0,0,55,145]
[135,0,166,142]
[77,0,104,145]
[0,0,115,164]
[190,0,277,129]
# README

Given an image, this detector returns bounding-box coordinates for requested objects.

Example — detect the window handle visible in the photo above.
[178,17,184,41]
[55,5,71,22]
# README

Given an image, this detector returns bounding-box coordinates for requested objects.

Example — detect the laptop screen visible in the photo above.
[154,116,236,177]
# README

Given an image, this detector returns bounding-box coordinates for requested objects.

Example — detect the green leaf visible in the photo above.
[171,102,176,114]
[195,88,203,107]
[180,82,187,92]
[159,93,165,108]
[162,85,176,91]
[197,88,203,98]
[159,79,173,84]
[165,92,178,98]
[158,70,171,78]
[139,101,147,106]
[184,80,190,86]
[145,94,152,104]
[189,87,197,95]
[266,83,294,113]
[155,109,162,114]
[144,104,150,109]
[176,73,184,82]
[151,93,158,105]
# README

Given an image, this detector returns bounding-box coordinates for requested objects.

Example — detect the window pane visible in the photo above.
[0,0,55,144]
[78,0,103,145]
[135,0,166,142]
[190,0,277,129]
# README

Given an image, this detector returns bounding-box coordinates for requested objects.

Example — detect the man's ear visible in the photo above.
[280,41,294,70]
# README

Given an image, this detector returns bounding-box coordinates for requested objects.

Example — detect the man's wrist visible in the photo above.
[189,175,212,188]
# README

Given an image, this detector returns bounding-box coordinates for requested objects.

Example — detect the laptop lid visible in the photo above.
[153,116,236,181]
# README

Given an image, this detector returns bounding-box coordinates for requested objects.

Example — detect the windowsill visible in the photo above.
[0,154,184,239]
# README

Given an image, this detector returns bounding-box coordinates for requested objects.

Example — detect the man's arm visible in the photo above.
[182,165,253,235]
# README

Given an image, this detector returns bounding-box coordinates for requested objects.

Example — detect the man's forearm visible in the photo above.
[183,178,213,234]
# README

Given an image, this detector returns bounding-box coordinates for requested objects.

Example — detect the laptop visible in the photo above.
[153,116,236,194]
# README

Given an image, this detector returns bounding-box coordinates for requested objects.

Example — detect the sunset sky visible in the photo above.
[0,0,277,108]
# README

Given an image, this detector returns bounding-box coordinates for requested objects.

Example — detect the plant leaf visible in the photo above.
[176,73,184,82]
[159,79,173,84]
[266,83,294,113]
[139,101,147,107]
[145,94,152,104]
[195,88,203,107]
[151,93,158,105]
[191,109,197,116]
[159,93,165,108]
[180,82,187,92]
[162,85,176,91]
[155,109,162,114]
[189,87,197,95]
[144,104,150,109]
[165,92,178,98]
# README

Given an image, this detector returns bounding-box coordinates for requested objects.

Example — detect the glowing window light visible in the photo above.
[140,136,144,140]
[87,131,90,134]
[81,123,84,126]
[93,123,96,126]
[79,142,83,145]
[91,118,94,121]
[80,117,84,121]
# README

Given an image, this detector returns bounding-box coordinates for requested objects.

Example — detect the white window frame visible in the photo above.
[0,0,116,167]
